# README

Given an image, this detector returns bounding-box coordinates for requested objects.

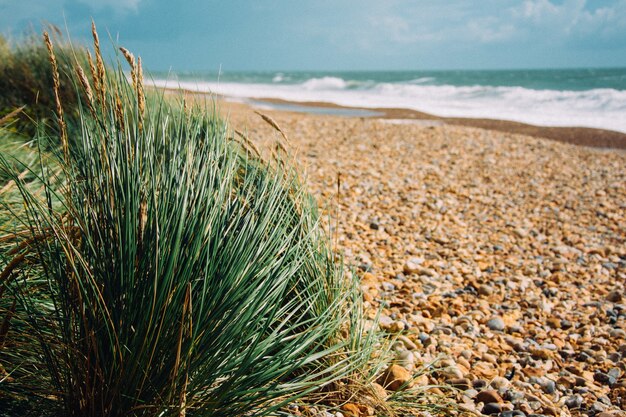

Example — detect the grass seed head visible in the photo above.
[76,65,96,117]
[43,31,68,160]
[91,20,106,105]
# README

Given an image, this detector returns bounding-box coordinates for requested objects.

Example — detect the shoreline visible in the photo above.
[255,97,626,151]
[159,86,626,150]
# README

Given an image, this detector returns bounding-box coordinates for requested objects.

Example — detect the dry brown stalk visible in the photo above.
[86,51,101,103]
[43,31,68,162]
[0,168,29,195]
[76,65,96,117]
[137,56,145,129]
[91,21,107,106]
[275,140,288,154]
[115,92,125,131]
[234,129,261,156]
[0,254,26,284]
[119,47,137,90]
[254,111,289,143]
[0,106,25,126]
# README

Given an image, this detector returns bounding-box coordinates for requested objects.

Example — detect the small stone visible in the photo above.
[596,412,626,417]
[564,394,583,409]
[504,390,525,402]
[490,376,510,390]
[541,379,556,394]
[608,367,622,380]
[378,364,413,391]
[541,406,558,417]
[396,350,415,371]
[594,371,617,386]
[607,291,622,302]
[487,317,506,331]
[464,388,479,398]
[341,403,360,417]
[388,320,405,333]
[448,378,471,390]
[500,411,526,417]
[398,335,417,350]
[473,379,488,389]
[368,382,388,400]
[441,365,464,380]
[590,401,607,413]
[403,257,424,274]
[482,402,504,415]
[378,315,393,330]
[479,284,493,296]
[514,227,528,238]
[475,390,504,404]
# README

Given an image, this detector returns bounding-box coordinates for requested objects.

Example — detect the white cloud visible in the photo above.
[512,0,626,38]
[76,0,142,13]
[467,17,517,43]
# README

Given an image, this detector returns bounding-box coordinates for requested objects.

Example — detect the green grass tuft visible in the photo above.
[0,28,389,417]
[0,26,457,417]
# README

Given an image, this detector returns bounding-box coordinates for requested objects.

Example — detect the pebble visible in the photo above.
[482,402,505,415]
[539,379,556,394]
[490,376,510,390]
[564,394,583,409]
[499,411,526,417]
[378,364,413,391]
[395,350,415,371]
[403,257,424,274]
[487,317,506,331]
[397,335,417,350]
[475,390,504,404]
[228,104,626,416]
[607,291,622,302]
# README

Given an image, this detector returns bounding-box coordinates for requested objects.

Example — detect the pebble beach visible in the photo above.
[221,99,626,417]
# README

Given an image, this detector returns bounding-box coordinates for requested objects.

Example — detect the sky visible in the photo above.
[1,0,626,71]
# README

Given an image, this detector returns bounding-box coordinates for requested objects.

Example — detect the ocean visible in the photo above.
[152,68,626,133]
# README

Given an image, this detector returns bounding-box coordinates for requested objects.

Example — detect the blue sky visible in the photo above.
[1,0,626,71]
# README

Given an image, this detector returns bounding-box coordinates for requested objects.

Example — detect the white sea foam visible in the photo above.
[407,77,435,84]
[152,76,626,133]
[301,76,348,90]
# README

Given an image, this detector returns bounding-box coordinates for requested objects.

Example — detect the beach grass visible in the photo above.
[0,25,453,417]
[0,28,89,140]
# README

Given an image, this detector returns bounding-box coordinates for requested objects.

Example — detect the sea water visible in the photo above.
[152,68,626,133]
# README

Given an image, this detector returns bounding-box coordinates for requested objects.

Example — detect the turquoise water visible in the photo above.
[152,68,626,132]
[156,68,626,91]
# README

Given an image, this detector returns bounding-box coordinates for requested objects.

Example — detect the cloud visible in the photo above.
[75,0,142,13]
[512,0,626,39]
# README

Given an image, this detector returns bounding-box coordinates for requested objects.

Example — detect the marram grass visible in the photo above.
[0,25,453,417]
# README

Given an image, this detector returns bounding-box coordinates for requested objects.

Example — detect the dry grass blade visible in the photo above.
[91,20,107,106]
[137,57,145,117]
[255,111,289,143]
[43,31,68,161]
[86,51,101,103]
[119,46,137,90]
[119,47,135,68]
[114,92,125,131]
[76,65,96,117]
[0,106,25,126]
[0,168,29,195]
[234,129,261,156]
